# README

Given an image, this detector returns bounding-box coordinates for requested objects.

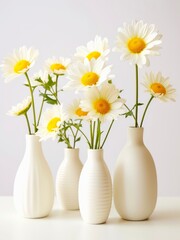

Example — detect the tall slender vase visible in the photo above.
[13,135,54,218]
[79,149,112,224]
[114,127,157,221]
[56,148,83,210]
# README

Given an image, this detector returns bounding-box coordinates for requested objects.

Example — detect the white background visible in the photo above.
[0,0,179,196]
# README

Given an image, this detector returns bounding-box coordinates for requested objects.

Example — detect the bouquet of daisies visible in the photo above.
[36,36,125,149]
[1,46,71,136]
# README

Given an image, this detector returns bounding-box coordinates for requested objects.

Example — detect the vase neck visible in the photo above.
[64,148,79,160]
[87,149,103,160]
[25,135,43,159]
[26,134,41,148]
[127,127,144,144]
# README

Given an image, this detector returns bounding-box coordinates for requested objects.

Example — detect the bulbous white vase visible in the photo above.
[13,135,54,218]
[79,149,112,224]
[114,127,157,221]
[56,148,83,210]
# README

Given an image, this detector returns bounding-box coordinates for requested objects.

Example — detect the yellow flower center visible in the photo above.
[86,51,101,60]
[75,107,88,117]
[93,99,110,114]
[47,117,60,132]
[14,60,30,73]
[81,72,99,86]
[50,63,66,71]
[128,37,146,53]
[150,83,166,94]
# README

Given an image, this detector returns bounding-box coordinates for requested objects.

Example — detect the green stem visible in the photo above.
[24,113,32,135]
[50,85,61,105]
[69,124,76,148]
[140,95,154,127]
[73,119,82,148]
[37,89,47,126]
[135,64,139,127]
[25,72,37,132]
[90,121,95,149]
[92,121,96,148]
[95,119,101,149]
[124,103,136,121]
[73,124,91,148]
[63,122,72,148]
[101,119,114,149]
[55,74,59,100]
[97,120,101,149]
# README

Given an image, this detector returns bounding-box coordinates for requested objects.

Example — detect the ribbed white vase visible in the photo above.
[56,148,83,210]
[114,127,157,221]
[13,135,54,218]
[79,149,112,224]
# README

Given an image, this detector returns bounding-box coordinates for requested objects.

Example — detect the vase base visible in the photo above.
[18,213,50,219]
[83,220,107,225]
[121,216,149,221]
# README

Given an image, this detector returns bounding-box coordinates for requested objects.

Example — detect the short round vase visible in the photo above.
[79,149,112,224]
[56,148,83,210]
[13,135,54,218]
[114,127,157,221]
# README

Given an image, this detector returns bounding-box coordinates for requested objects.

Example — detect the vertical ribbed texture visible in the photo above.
[56,148,83,210]
[79,149,112,224]
[13,135,54,218]
[114,127,157,220]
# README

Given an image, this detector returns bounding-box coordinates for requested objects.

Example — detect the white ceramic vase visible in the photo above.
[114,127,157,221]
[56,148,83,210]
[13,135,54,218]
[79,149,112,224]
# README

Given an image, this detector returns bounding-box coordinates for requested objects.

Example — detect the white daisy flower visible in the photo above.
[75,35,110,61]
[46,57,71,75]
[36,105,67,141]
[64,58,113,91]
[7,96,32,116]
[31,70,54,87]
[142,72,176,102]
[114,20,162,67]
[1,46,39,82]
[65,99,89,120]
[80,82,126,122]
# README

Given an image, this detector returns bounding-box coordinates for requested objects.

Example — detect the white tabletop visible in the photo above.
[0,197,180,240]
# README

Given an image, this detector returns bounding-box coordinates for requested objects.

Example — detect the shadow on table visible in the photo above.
[47,209,81,221]
[108,208,180,225]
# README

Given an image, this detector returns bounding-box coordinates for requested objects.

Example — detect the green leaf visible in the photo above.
[125,111,133,118]
[44,95,57,105]
[24,83,37,90]
[75,137,81,142]
[48,75,56,86]
[137,103,144,106]
[121,110,134,118]
[35,78,43,84]
[108,80,112,84]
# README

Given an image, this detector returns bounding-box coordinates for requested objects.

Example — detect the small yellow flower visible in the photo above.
[1,46,39,82]
[46,57,71,75]
[65,99,88,120]
[75,35,110,61]
[142,72,176,101]
[7,96,32,116]
[36,105,67,141]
